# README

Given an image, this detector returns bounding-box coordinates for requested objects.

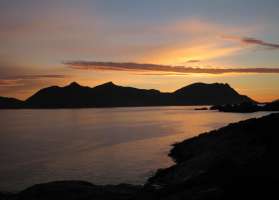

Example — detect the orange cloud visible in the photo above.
[141,43,242,65]
[0,74,68,87]
[65,61,279,74]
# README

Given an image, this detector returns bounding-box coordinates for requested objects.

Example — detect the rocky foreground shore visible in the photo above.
[1,113,279,200]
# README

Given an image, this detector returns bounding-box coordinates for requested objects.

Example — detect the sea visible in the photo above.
[0,106,273,191]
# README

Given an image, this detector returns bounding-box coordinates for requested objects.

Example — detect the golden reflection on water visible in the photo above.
[0,107,272,191]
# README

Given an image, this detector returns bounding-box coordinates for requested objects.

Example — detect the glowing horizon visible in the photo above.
[0,0,278,102]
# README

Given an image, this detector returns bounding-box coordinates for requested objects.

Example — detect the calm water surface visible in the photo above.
[0,107,273,191]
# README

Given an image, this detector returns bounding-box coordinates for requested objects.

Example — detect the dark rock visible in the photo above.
[15,181,141,200]
[264,99,279,111]
[211,100,279,113]
[0,192,15,200]
[147,113,279,199]
[210,102,261,113]
[0,97,24,109]
[194,107,208,110]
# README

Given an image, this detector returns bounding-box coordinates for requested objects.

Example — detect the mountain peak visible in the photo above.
[98,81,117,87]
[103,81,115,86]
[176,82,233,92]
[67,82,81,87]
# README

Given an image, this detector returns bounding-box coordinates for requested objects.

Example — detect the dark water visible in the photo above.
[0,107,272,191]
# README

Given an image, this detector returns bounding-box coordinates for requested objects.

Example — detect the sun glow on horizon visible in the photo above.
[0,1,278,102]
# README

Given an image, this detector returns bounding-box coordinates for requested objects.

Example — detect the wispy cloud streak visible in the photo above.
[187,60,201,63]
[0,74,67,87]
[65,61,279,74]
[0,79,22,87]
[222,35,279,49]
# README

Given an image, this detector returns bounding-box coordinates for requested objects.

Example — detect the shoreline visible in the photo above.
[1,113,279,199]
[0,104,215,110]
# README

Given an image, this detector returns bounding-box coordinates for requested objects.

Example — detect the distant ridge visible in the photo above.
[0,82,254,108]
[173,82,246,105]
[0,96,24,108]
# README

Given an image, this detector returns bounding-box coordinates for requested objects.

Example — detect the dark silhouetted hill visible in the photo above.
[173,82,253,105]
[265,99,279,111]
[25,81,168,108]
[0,96,24,109]
[1,82,254,108]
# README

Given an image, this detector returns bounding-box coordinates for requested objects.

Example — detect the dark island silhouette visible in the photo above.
[2,113,279,200]
[211,100,279,113]
[0,82,254,109]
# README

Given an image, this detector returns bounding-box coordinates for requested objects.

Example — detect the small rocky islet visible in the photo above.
[1,112,279,200]
[210,100,279,113]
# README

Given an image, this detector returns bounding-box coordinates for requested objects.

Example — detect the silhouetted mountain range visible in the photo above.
[0,82,254,108]
[0,96,24,109]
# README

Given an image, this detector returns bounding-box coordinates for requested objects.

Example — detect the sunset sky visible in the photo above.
[0,0,279,102]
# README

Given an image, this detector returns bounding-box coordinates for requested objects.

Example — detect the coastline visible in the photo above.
[1,112,279,200]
